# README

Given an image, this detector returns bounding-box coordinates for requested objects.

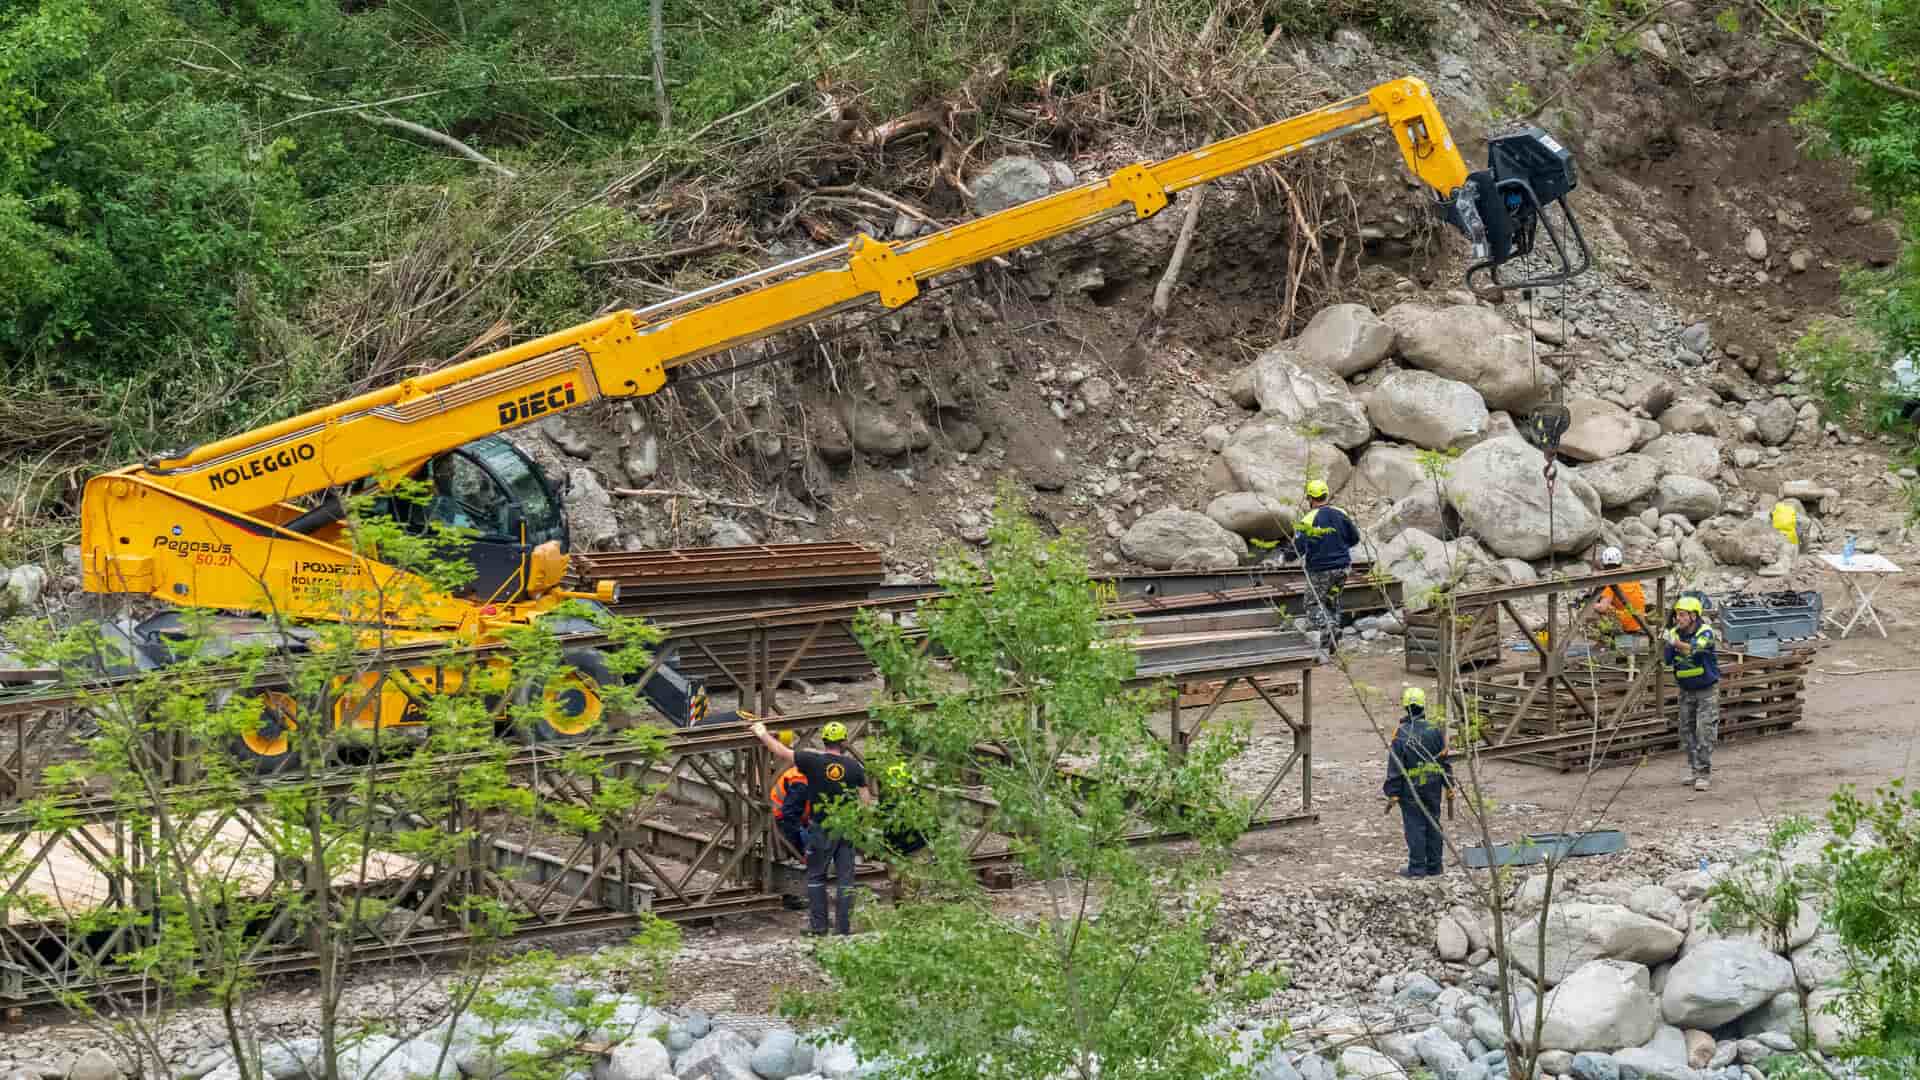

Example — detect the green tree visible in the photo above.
[784,486,1278,1080]
[1,482,679,1080]
[1706,786,1920,1077]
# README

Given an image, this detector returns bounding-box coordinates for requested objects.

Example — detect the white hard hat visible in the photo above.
[1599,546,1623,567]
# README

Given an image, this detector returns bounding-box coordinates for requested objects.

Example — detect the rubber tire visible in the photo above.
[517,648,615,743]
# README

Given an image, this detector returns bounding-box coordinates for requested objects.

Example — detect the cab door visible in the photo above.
[403,437,570,604]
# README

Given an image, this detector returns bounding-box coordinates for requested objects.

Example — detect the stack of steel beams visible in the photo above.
[570,542,888,689]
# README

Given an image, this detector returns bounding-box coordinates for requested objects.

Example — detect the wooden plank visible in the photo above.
[1175,676,1299,709]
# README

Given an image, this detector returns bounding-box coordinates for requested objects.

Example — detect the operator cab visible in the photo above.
[371,436,570,604]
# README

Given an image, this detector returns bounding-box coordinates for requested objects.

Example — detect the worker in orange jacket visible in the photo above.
[768,731,811,859]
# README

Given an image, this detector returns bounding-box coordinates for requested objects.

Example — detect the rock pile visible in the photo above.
[1363,845,1864,1078]
[1127,293,1882,598]
[175,998,875,1080]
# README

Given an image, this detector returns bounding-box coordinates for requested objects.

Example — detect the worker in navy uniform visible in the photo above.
[1384,686,1453,878]
[1665,596,1721,793]
[1289,478,1361,655]
[752,719,871,935]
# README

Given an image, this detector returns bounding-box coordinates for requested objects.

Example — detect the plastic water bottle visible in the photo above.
[1698,857,1709,873]
[1844,534,1856,566]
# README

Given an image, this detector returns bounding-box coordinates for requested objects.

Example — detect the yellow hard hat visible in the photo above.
[1403,686,1427,708]
[1675,596,1704,615]
[1304,479,1330,499]
[821,721,848,744]
[777,730,796,747]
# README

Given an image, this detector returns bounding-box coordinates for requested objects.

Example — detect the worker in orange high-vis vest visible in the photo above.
[768,730,811,858]
[1588,547,1649,636]
[767,730,813,911]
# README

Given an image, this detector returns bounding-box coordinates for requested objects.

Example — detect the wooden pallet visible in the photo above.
[1405,605,1503,674]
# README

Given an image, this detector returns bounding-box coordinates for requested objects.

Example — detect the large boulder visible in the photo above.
[1507,902,1686,986]
[1375,488,1458,544]
[1221,418,1352,501]
[1699,517,1792,569]
[1661,939,1797,1028]
[1364,370,1490,450]
[1573,455,1660,510]
[837,401,912,456]
[596,1037,673,1080]
[1121,510,1248,570]
[1791,933,1848,992]
[1207,493,1295,541]
[1806,987,1862,1051]
[1641,433,1724,480]
[1374,527,1456,613]
[1738,990,1806,1039]
[973,156,1057,213]
[1356,443,1430,502]
[1295,303,1395,377]
[1751,398,1798,446]
[1657,402,1723,436]
[1385,302,1560,411]
[565,468,621,551]
[672,1029,759,1080]
[749,1030,815,1079]
[1561,398,1640,462]
[1614,1026,1692,1079]
[1538,960,1662,1052]
[1652,475,1723,523]
[1337,1046,1404,1078]
[1250,350,1373,448]
[1447,437,1603,559]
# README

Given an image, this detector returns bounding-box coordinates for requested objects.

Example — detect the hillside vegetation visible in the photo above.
[0,0,1915,563]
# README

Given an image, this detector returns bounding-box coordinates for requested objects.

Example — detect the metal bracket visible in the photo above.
[845,234,922,309]
[1108,165,1171,219]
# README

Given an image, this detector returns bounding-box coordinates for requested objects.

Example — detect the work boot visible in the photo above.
[1694,776,1711,793]
[1681,773,1699,787]
[1398,868,1428,879]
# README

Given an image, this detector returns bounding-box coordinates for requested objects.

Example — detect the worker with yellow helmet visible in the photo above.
[751,717,871,935]
[1288,477,1361,656]
[1384,685,1453,878]
[1665,596,1721,793]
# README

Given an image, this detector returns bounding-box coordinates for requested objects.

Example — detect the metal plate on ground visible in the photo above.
[1462,829,1628,868]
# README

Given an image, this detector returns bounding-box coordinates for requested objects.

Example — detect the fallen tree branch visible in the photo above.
[260,74,661,131]
[813,185,940,226]
[174,58,517,177]
[688,81,804,141]
[362,113,516,177]
[1151,187,1206,319]
[575,239,730,269]
[611,487,818,525]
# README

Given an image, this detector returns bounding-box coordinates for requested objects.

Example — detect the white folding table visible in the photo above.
[1816,552,1901,639]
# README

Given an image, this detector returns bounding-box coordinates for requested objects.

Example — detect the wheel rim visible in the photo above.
[541,674,601,737]
[240,691,296,758]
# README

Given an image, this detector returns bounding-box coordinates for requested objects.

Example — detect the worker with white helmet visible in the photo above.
[1384,686,1453,878]
[1584,546,1650,640]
